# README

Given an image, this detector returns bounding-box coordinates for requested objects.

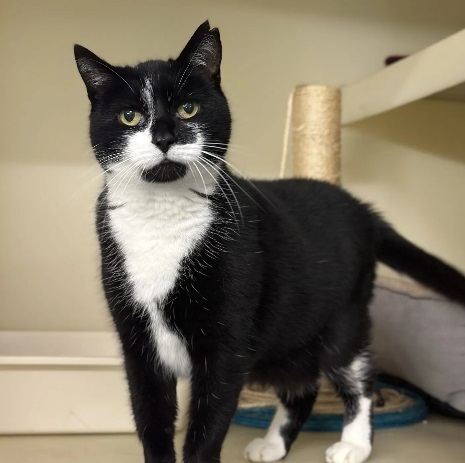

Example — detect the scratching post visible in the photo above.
[291,85,341,185]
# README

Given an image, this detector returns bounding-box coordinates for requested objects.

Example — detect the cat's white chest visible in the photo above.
[108,185,212,377]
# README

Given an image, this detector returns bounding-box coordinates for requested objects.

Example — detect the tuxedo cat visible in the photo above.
[74,21,465,463]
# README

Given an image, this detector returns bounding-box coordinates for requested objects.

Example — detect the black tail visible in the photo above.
[374,216,465,306]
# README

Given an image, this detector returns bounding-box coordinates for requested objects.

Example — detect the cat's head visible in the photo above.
[74,21,231,185]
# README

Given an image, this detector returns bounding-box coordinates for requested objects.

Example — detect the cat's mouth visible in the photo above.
[141,159,188,183]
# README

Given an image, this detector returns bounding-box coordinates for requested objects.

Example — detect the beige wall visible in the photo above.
[1,0,464,331]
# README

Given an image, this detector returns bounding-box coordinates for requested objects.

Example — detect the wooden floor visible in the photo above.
[0,415,464,463]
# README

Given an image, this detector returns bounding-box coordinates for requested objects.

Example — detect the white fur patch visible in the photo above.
[106,128,218,377]
[125,128,163,170]
[124,128,204,171]
[108,179,212,377]
[348,355,371,394]
[326,354,372,463]
[326,439,371,463]
[340,396,372,452]
[245,404,288,462]
[141,77,155,120]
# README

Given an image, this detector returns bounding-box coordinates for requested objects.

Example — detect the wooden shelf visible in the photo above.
[341,29,465,125]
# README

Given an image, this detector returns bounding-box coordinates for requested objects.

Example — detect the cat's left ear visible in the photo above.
[177,21,222,83]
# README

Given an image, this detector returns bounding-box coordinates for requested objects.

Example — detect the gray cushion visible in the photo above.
[370,276,465,413]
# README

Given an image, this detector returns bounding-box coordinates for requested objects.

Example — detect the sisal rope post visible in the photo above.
[291,85,341,185]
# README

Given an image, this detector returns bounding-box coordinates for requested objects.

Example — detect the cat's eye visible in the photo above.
[177,102,199,119]
[119,110,142,127]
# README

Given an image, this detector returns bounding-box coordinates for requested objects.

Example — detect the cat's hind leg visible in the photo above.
[325,352,374,463]
[244,386,319,462]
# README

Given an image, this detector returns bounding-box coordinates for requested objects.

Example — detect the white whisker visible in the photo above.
[200,157,244,223]
[201,149,274,210]
[117,164,141,204]
[194,160,239,226]
[191,160,209,198]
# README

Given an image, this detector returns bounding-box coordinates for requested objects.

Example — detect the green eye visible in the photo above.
[177,102,199,119]
[119,110,142,126]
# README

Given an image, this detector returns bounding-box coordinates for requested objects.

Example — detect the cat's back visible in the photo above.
[234,177,377,288]
[248,177,373,233]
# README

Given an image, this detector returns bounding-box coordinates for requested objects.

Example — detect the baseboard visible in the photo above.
[0,330,192,435]
[0,330,135,434]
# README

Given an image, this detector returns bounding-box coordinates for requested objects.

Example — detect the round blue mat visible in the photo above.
[232,383,427,431]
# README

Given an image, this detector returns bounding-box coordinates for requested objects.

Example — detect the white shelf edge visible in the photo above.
[341,28,465,125]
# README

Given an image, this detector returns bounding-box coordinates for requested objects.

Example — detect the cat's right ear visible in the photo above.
[74,45,115,100]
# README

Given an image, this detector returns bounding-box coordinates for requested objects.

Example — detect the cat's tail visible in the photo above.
[374,215,465,305]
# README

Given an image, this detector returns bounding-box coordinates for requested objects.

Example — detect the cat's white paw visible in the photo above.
[244,437,287,462]
[325,441,371,463]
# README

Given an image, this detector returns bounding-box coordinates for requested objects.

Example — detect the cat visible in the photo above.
[74,21,465,463]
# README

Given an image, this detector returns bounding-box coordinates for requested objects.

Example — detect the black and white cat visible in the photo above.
[75,21,465,463]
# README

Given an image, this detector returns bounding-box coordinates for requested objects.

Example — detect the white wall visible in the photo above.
[1,0,464,331]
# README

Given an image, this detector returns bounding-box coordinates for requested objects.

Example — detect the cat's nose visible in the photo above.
[152,131,176,154]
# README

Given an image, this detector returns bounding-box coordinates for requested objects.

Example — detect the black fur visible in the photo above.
[75,21,465,463]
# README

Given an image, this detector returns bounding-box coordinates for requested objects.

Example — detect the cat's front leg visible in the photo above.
[122,342,178,463]
[183,351,245,463]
